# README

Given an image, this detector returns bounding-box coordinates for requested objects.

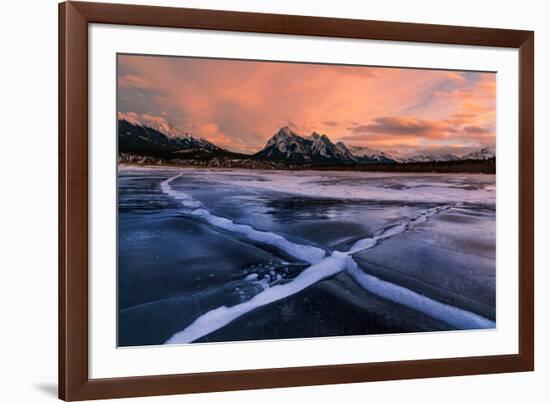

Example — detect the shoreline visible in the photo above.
[118,161,496,175]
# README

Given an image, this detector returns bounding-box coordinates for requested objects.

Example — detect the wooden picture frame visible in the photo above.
[59,1,534,400]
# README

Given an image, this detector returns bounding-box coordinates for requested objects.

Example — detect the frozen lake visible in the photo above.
[117,167,496,346]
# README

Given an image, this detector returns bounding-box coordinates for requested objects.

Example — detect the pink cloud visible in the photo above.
[118,74,154,89]
[117,55,496,156]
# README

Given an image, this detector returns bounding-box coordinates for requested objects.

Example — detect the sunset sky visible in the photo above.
[117,54,496,157]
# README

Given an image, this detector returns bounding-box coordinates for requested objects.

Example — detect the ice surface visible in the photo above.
[346,259,495,329]
[165,251,352,344]
[121,168,496,345]
[352,207,496,318]
[348,205,452,254]
[160,174,326,265]
[154,168,496,206]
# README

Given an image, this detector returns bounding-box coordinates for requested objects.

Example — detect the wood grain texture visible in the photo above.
[59,2,89,400]
[72,1,532,48]
[58,1,534,400]
[518,32,535,370]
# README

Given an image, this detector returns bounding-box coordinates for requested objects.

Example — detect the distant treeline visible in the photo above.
[120,152,496,174]
[310,158,496,174]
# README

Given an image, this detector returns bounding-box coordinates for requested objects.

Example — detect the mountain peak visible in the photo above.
[117,112,193,139]
[462,147,495,160]
[256,128,361,165]
[403,153,460,163]
[307,131,322,140]
[349,145,396,164]
[118,118,229,160]
[118,115,222,154]
[267,127,300,144]
[402,148,494,163]
[258,127,312,163]
[276,126,295,136]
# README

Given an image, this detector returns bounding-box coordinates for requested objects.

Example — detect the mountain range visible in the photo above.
[254,127,359,165]
[119,119,238,159]
[118,118,495,168]
[400,148,494,163]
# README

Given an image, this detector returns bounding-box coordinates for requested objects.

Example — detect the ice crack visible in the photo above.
[159,173,494,344]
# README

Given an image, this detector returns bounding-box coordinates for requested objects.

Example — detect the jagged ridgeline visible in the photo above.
[118,119,495,172]
[251,127,396,165]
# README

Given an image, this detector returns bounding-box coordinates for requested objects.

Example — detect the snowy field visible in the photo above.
[117,167,496,346]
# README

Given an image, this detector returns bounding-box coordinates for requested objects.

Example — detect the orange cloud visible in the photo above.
[117,55,496,156]
[118,74,155,89]
[446,72,467,82]
[347,116,459,139]
[464,125,491,134]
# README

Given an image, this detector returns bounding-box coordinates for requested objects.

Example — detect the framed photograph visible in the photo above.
[59,1,534,400]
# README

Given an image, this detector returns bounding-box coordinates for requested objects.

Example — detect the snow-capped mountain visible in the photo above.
[118,118,228,159]
[399,148,495,163]
[461,147,495,160]
[256,127,314,163]
[254,127,356,165]
[402,153,460,163]
[117,112,196,139]
[308,132,356,163]
[335,141,355,160]
[118,116,495,170]
[348,145,396,164]
[254,127,400,165]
